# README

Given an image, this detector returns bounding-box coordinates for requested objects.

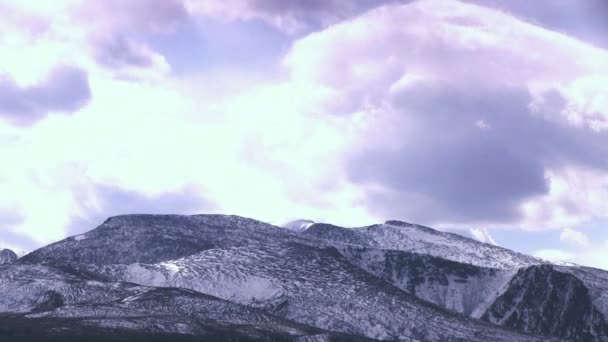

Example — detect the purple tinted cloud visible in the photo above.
[0,66,91,125]
[0,209,37,251]
[93,35,155,69]
[348,81,608,224]
[467,0,608,48]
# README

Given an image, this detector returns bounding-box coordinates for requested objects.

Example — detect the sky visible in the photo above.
[0,0,607,269]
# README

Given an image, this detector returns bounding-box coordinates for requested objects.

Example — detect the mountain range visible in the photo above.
[1,214,607,341]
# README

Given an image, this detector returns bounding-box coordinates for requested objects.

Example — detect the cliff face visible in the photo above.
[338,245,514,318]
[482,265,608,341]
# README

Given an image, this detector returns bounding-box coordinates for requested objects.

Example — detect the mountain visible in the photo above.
[0,249,17,264]
[5,213,608,341]
[303,220,608,341]
[17,214,549,341]
[304,220,541,270]
[0,262,370,341]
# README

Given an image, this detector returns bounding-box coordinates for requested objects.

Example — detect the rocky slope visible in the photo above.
[304,221,541,270]
[0,263,369,341]
[482,265,608,341]
[557,265,608,319]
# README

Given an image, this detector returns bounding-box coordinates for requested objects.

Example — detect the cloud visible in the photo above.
[559,228,590,247]
[465,0,608,49]
[283,0,608,228]
[533,248,575,263]
[89,34,171,79]
[0,65,91,125]
[186,0,363,34]
[77,0,189,34]
[470,228,497,245]
[0,230,39,254]
[348,83,551,223]
[92,35,155,69]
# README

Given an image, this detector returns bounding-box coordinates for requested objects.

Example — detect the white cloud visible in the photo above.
[469,227,497,245]
[559,227,590,247]
[283,0,608,230]
[576,245,608,270]
[533,249,576,263]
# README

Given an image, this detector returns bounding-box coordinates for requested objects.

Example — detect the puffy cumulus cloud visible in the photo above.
[0,68,371,250]
[581,241,608,270]
[283,0,608,229]
[559,228,590,247]
[534,236,608,270]
[0,0,374,249]
[0,66,91,125]
[533,249,576,263]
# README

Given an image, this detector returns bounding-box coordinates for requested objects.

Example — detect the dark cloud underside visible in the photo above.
[0,66,91,125]
[348,81,608,225]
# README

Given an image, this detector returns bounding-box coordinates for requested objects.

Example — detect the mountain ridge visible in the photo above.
[6,213,608,341]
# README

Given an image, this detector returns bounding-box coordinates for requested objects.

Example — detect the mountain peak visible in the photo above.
[0,249,17,264]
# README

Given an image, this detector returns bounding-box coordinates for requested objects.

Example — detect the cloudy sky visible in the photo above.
[1,0,607,268]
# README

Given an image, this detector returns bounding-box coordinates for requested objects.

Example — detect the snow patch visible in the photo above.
[74,235,87,241]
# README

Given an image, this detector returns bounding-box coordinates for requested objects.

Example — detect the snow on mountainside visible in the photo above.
[17,214,551,341]
[0,263,370,341]
[74,244,547,341]
[0,249,17,264]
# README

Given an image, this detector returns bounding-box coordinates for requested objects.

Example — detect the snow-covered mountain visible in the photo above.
[18,214,544,341]
[3,214,608,341]
[0,248,17,264]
